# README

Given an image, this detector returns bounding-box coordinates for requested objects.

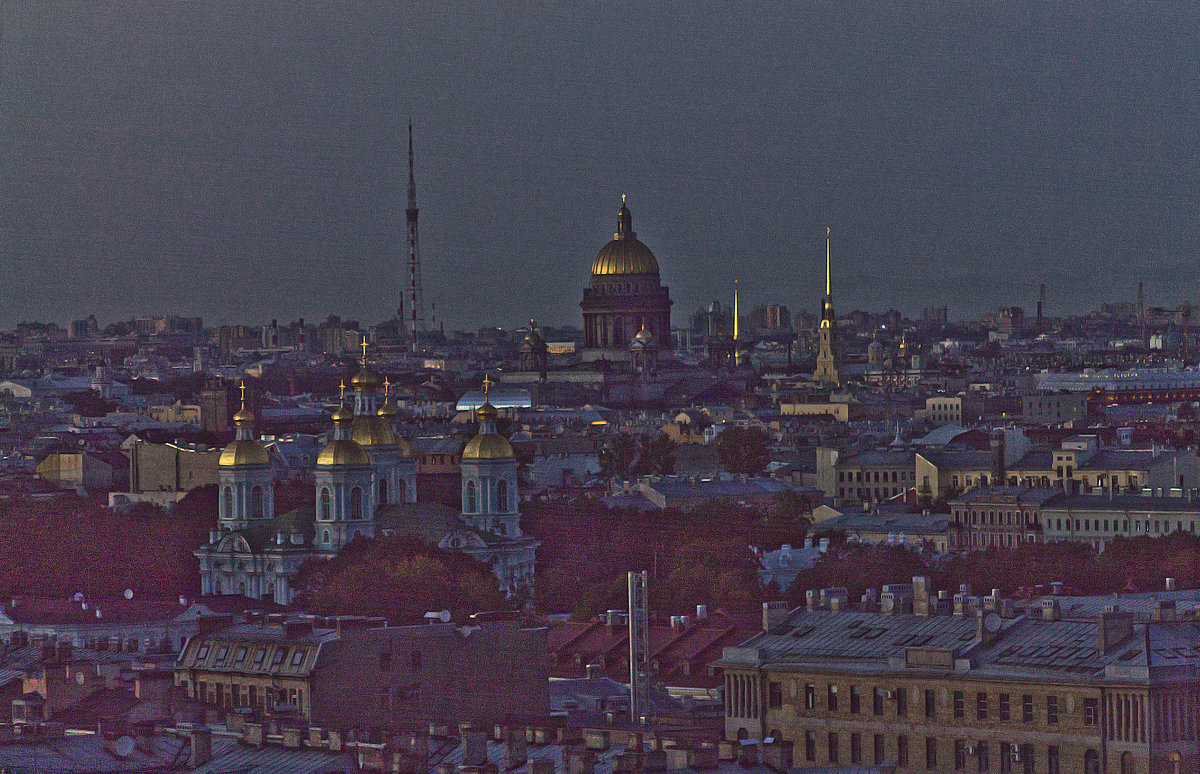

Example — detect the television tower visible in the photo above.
[406,122,425,355]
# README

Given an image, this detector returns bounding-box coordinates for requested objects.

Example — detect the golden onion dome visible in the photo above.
[350,366,382,391]
[351,414,398,447]
[461,433,515,460]
[476,401,499,421]
[377,401,399,421]
[218,439,270,467]
[232,407,255,425]
[316,439,371,467]
[331,403,354,424]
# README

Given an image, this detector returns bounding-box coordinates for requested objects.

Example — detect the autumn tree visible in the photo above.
[716,425,772,476]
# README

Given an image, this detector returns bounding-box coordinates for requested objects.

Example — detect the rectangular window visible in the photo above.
[897,736,908,767]
[1047,694,1058,724]
[897,686,907,716]
[805,683,815,710]
[926,736,937,770]
[999,742,1010,774]
[850,685,861,714]
[850,732,861,764]
[978,742,989,773]
[955,739,967,771]
[804,731,816,761]
[1083,698,1098,726]
[954,690,965,719]
[999,693,1010,721]
[1021,694,1033,723]
[272,648,286,666]
[234,646,247,662]
[291,649,304,666]
[827,684,838,712]
[873,687,884,715]
[768,682,782,709]
[873,735,884,766]
[197,644,209,660]
[253,648,265,664]
[1047,745,1060,774]
[1021,743,1034,774]
[925,689,936,718]
[216,646,228,661]
[977,691,988,720]
[828,733,838,764]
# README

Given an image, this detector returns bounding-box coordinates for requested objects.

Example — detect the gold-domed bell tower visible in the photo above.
[216,381,273,530]
[814,227,841,385]
[460,376,522,540]
[350,340,416,506]
[314,382,375,552]
[629,325,658,375]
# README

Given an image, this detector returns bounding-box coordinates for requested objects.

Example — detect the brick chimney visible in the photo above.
[1097,607,1135,654]
[762,601,789,632]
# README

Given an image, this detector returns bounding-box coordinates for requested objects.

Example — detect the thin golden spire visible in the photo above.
[238,380,247,411]
[360,335,369,367]
[825,227,832,297]
[733,279,740,341]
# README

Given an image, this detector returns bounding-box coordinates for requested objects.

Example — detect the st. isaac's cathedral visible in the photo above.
[579,196,673,361]
[194,362,538,605]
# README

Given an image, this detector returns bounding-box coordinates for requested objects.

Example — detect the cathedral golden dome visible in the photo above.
[461,433,514,460]
[351,366,382,391]
[219,439,270,467]
[316,439,371,467]
[590,199,660,276]
[351,414,399,447]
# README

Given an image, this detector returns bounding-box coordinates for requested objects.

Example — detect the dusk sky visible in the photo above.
[2,2,1198,330]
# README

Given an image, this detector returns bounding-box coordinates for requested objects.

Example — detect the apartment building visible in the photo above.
[718,582,1198,774]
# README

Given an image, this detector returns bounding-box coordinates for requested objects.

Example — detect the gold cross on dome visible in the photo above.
[339,380,346,401]
[383,377,391,397]
[238,380,246,409]
[360,336,369,365]
[482,374,494,399]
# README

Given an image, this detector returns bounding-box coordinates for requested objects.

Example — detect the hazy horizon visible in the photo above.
[2,2,1198,330]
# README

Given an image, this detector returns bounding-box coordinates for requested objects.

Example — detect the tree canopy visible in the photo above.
[715,425,772,476]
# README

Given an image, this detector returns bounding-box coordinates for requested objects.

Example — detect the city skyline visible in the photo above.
[3,3,1198,329]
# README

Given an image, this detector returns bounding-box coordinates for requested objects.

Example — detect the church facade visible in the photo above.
[580,198,672,360]
[194,366,537,604]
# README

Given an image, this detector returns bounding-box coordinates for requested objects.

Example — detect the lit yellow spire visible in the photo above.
[733,279,740,341]
[360,335,369,367]
[825,227,832,297]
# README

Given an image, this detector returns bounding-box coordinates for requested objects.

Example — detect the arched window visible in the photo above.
[321,530,330,545]
[1170,752,1181,774]
[350,487,363,520]
[319,487,331,520]
[497,480,508,512]
[466,480,477,512]
[251,486,264,519]
[378,478,388,505]
[1120,752,1134,774]
[223,486,233,519]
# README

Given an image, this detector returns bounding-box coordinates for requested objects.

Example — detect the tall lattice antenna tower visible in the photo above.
[627,570,650,723]
[406,122,425,355]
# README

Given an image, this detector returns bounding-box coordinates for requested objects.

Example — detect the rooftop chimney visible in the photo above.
[762,601,789,632]
[1097,608,1136,654]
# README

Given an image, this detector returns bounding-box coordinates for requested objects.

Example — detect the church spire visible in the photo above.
[733,279,740,341]
[825,227,832,297]
[615,194,634,240]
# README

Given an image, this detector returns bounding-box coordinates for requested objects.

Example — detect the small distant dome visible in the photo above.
[351,415,398,447]
[351,367,382,391]
[218,439,270,467]
[377,401,399,421]
[476,401,499,421]
[331,404,354,424]
[316,439,371,467]
[461,433,514,460]
[868,340,884,352]
[630,327,656,350]
[232,407,255,425]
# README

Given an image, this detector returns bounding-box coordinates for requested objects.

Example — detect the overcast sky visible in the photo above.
[2,2,1198,330]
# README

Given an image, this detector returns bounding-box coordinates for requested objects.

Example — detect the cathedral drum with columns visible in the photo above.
[580,197,672,361]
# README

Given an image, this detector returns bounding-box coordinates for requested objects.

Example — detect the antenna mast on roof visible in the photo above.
[406,121,425,356]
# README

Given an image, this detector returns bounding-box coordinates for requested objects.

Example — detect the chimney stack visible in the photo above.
[762,601,789,632]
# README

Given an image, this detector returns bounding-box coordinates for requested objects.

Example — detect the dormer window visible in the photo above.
[291,649,304,666]
[197,644,209,659]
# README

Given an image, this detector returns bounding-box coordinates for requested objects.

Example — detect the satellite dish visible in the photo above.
[113,735,136,758]
[439,609,451,623]
[984,612,1002,633]
[72,592,84,603]
[123,589,134,600]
